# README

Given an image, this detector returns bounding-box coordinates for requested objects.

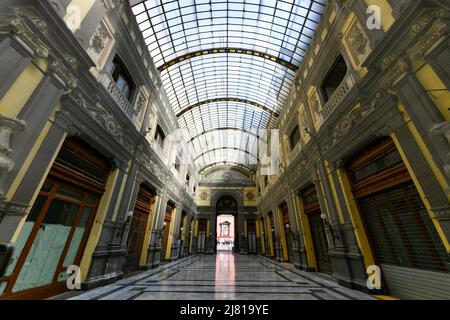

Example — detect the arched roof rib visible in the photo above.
[131,0,328,171]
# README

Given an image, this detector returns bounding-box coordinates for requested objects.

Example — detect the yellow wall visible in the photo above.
[140,196,159,267]
[391,130,450,251]
[265,216,275,257]
[396,103,450,204]
[0,63,44,118]
[324,161,345,224]
[295,196,317,270]
[164,208,177,260]
[415,64,450,120]
[258,220,266,255]
[8,101,63,243]
[336,169,375,268]
[277,208,289,262]
[111,164,131,222]
[79,168,120,281]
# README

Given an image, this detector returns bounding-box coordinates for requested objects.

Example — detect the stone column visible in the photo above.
[0,122,65,243]
[431,121,450,184]
[286,188,307,269]
[0,59,77,203]
[206,214,216,254]
[191,218,198,254]
[0,17,50,100]
[146,193,163,269]
[393,122,450,260]
[271,206,283,262]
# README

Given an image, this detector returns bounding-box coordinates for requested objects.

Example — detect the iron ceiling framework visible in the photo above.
[131,0,327,171]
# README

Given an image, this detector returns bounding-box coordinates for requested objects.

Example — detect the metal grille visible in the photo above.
[358,182,449,273]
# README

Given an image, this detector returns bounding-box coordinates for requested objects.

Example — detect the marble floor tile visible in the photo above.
[67,253,375,300]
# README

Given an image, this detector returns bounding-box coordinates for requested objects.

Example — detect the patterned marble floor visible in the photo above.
[65,253,375,300]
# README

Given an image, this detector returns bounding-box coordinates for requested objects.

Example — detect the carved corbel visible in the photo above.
[431,121,450,144]
[0,16,49,58]
[0,114,26,172]
[379,57,411,91]
[49,57,79,91]
[431,121,450,177]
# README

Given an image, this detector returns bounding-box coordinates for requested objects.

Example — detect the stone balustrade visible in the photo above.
[100,72,138,122]
[321,73,356,121]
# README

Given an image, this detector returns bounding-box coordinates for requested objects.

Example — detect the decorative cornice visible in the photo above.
[431,121,450,144]
[408,18,449,60]
[0,16,49,58]
[68,90,134,154]
[12,6,49,35]
[409,8,450,39]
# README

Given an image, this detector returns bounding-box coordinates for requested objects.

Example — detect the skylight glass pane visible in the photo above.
[131,0,328,170]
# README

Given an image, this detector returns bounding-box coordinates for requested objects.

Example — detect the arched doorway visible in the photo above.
[215,195,239,253]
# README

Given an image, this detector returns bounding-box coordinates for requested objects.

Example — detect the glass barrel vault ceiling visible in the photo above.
[131,0,328,171]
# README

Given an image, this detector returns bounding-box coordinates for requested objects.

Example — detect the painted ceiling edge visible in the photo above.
[176,98,280,118]
[202,164,254,177]
[194,147,260,162]
[189,127,268,144]
[198,162,257,175]
[158,48,299,72]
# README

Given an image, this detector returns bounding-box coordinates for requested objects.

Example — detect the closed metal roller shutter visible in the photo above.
[349,138,450,299]
[358,182,448,274]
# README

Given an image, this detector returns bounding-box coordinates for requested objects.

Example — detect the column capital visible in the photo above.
[0,16,50,58]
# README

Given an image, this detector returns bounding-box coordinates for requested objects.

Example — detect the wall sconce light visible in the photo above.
[285,223,290,229]
[320,212,339,241]
[163,221,167,227]
[119,211,134,241]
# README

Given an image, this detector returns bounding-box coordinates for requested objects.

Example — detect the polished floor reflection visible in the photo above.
[63,253,374,300]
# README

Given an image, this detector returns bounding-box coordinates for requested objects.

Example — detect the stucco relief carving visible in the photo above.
[199,191,209,201]
[379,57,409,90]
[136,92,147,113]
[308,88,323,130]
[322,92,383,152]
[49,58,78,90]
[343,18,371,68]
[431,121,450,178]
[409,8,450,39]
[88,22,114,68]
[408,19,449,61]
[0,114,26,172]
[347,24,368,56]
[70,91,133,154]
[245,191,255,201]
[91,25,109,54]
